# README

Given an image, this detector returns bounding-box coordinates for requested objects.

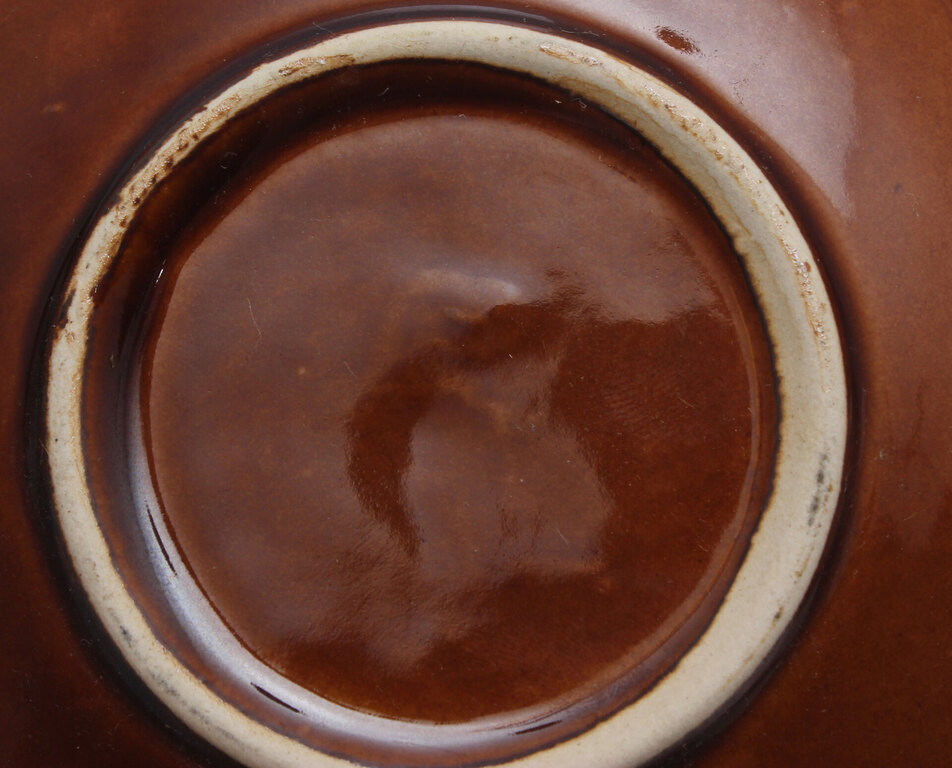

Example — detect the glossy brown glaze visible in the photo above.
[4,2,952,767]
[76,62,774,764]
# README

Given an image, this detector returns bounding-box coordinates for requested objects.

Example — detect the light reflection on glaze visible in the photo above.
[569,0,857,215]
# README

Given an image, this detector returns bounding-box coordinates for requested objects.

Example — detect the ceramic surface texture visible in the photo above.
[2,2,951,767]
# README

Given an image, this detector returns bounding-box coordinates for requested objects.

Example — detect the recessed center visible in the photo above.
[133,65,774,731]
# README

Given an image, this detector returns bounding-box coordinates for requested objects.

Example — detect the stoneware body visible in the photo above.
[1,2,951,767]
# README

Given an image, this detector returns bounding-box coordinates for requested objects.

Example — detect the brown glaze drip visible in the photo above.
[655,26,700,55]
[79,62,776,763]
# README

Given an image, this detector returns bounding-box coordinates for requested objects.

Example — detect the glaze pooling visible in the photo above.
[133,63,776,733]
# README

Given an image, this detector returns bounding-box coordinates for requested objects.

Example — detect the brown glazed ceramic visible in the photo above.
[40,19,849,766]
[2,2,951,767]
